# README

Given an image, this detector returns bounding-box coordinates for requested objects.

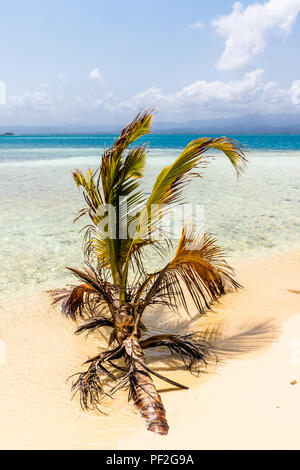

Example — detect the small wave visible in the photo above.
[0,148,181,168]
[0,156,102,168]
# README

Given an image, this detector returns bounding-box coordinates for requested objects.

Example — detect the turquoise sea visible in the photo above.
[0,134,299,295]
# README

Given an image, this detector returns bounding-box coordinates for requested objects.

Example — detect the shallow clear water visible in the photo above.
[2,133,300,157]
[0,135,299,294]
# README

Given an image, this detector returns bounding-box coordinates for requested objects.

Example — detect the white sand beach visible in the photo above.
[0,249,299,450]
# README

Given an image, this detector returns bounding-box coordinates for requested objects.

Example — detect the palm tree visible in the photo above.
[50,109,247,435]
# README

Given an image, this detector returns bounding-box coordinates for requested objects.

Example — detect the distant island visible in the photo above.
[1,112,300,135]
[1,131,15,136]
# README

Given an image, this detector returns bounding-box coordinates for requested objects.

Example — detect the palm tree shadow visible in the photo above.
[143,314,280,376]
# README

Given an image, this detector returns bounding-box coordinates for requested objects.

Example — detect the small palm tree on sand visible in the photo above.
[50,109,246,435]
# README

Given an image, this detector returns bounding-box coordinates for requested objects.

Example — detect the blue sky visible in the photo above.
[1,0,300,125]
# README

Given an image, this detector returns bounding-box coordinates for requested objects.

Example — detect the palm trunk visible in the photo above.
[123,336,169,436]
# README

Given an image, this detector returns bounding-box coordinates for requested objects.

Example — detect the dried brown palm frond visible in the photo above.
[164,227,240,312]
[75,316,114,337]
[70,346,127,411]
[140,333,212,375]
[138,226,240,319]
[50,284,98,321]
[50,280,112,322]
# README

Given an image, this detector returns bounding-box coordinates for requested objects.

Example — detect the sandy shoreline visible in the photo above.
[0,249,299,450]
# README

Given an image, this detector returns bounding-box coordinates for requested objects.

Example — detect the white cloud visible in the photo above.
[290,80,300,104]
[107,70,299,118]
[8,91,55,113]
[3,71,300,123]
[189,21,204,29]
[89,68,103,83]
[212,0,300,70]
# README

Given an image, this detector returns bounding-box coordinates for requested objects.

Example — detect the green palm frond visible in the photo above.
[185,136,247,175]
[147,136,245,225]
[72,168,103,225]
[111,108,154,151]
[127,136,246,253]
[72,110,154,283]
[100,109,153,202]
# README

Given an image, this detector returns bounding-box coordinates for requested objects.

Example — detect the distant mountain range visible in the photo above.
[1,113,300,135]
